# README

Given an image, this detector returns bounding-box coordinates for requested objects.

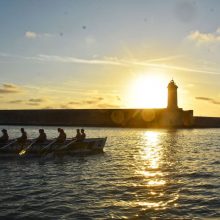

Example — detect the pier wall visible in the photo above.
[0,108,194,128]
[194,117,220,128]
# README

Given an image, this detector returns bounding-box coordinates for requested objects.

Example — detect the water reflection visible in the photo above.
[142,131,166,188]
[136,131,179,210]
[142,131,162,169]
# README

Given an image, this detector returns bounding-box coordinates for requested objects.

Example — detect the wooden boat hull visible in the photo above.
[0,137,107,158]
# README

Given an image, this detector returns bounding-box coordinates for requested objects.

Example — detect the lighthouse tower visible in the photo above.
[167,79,178,109]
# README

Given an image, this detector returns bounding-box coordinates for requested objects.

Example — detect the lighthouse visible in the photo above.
[167,79,178,109]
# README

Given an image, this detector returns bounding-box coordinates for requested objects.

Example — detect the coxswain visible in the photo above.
[0,129,9,145]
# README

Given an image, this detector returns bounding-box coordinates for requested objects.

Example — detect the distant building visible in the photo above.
[162,79,194,127]
[167,79,178,109]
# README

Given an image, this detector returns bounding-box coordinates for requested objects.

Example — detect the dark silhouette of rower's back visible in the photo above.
[17,128,27,145]
[36,129,47,143]
[0,129,9,145]
[73,129,81,141]
[56,128,66,143]
[80,129,86,141]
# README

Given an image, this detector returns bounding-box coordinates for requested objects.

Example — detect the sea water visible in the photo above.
[0,126,220,219]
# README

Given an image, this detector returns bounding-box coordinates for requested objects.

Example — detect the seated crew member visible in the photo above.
[80,129,86,141]
[36,129,47,143]
[73,129,81,142]
[0,129,9,144]
[17,128,27,145]
[56,128,66,143]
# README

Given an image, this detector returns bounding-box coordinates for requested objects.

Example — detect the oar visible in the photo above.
[19,139,36,156]
[40,139,57,155]
[56,139,77,152]
[0,139,17,150]
[51,139,77,158]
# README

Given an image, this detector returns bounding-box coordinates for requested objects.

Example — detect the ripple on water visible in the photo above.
[0,127,220,219]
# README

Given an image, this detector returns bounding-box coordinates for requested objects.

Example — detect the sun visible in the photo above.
[127,74,167,108]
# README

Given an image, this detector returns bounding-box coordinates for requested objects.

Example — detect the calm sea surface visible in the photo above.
[0,126,220,219]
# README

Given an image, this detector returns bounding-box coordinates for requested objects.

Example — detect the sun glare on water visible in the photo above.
[128,74,167,108]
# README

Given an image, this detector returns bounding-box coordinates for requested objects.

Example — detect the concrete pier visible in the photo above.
[2,80,218,128]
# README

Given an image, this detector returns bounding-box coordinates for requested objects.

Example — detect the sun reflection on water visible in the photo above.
[141,131,166,189]
[146,179,166,187]
[135,131,179,210]
[138,192,179,209]
[142,131,163,170]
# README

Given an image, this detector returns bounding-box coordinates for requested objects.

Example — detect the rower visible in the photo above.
[56,128,66,143]
[17,128,27,145]
[0,129,9,145]
[36,129,47,143]
[80,128,86,141]
[73,129,81,142]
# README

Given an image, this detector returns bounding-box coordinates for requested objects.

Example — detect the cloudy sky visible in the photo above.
[0,0,220,116]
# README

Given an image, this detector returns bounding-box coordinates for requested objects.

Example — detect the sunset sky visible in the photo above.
[0,0,220,116]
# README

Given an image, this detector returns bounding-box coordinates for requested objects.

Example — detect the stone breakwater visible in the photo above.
[0,108,195,128]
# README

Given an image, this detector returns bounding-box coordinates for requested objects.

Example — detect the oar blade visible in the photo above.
[19,149,26,156]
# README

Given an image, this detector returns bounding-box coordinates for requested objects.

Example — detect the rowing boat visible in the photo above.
[0,137,107,158]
